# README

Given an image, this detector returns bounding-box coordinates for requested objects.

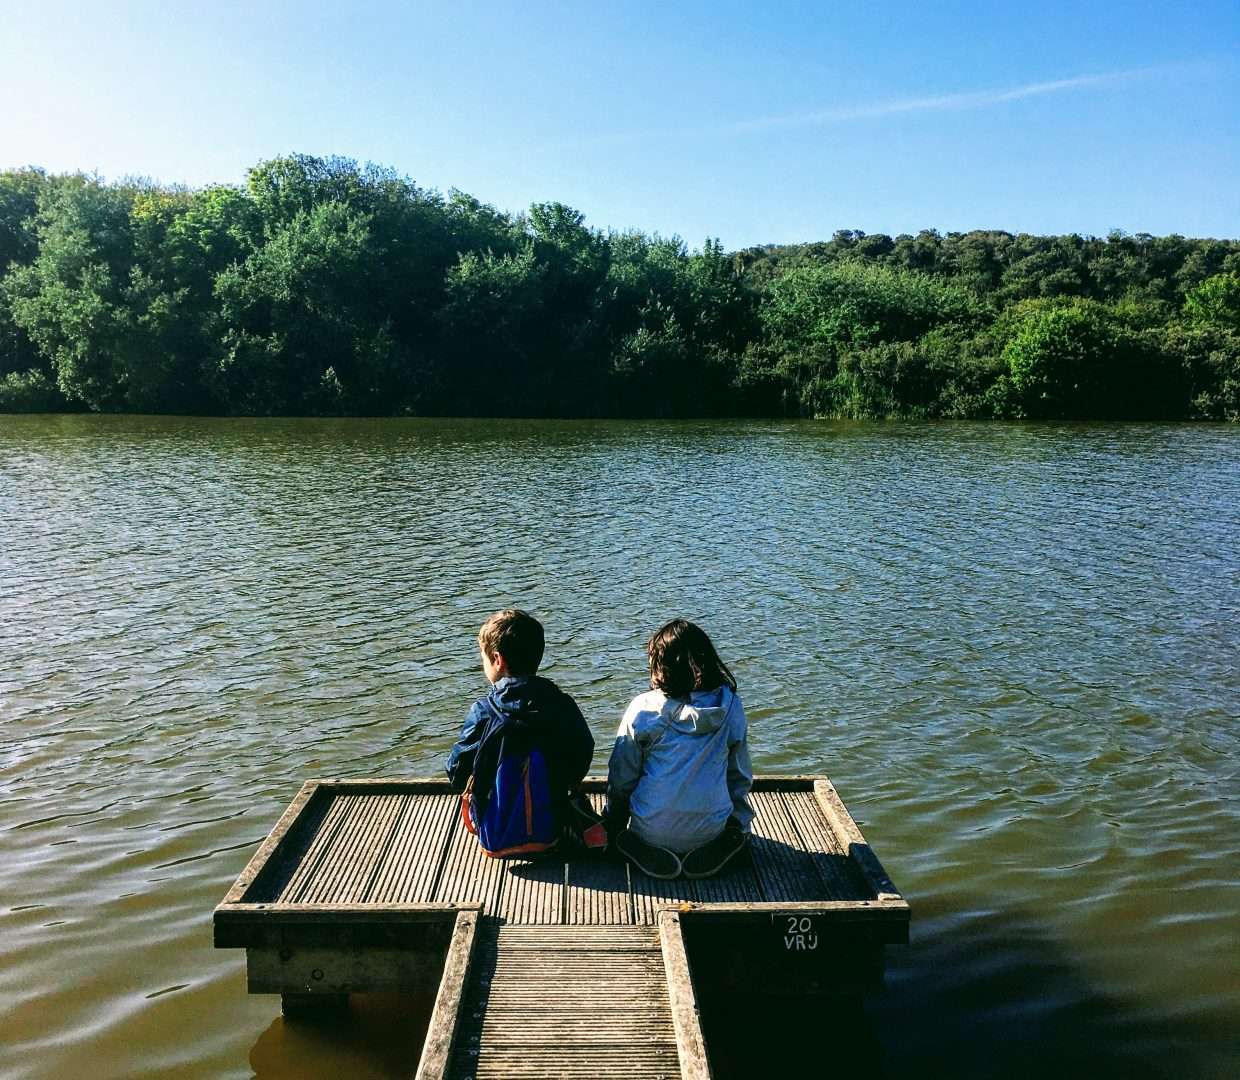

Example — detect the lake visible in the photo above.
[1,414,1237,1079]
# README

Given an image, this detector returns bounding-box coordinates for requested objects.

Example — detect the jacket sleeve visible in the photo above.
[604,701,645,829]
[445,700,488,792]
[726,695,755,832]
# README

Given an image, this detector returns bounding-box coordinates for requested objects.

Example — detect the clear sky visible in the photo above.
[2,0,1237,248]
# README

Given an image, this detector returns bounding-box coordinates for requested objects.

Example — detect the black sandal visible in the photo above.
[681,828,749,879]
[615,829,682,879]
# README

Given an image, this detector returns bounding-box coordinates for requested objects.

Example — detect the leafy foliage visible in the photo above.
[1184,272,1240,332]
[0,159,1236,419]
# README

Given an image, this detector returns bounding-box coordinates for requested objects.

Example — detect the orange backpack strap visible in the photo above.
[460,775,477,835]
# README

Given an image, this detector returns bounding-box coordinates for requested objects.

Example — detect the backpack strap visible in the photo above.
[460,774,477,835]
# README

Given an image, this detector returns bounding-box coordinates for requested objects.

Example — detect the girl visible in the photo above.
[605,619,754,879]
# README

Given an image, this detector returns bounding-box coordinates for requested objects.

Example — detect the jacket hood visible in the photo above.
[661,685,735,735]
[487,675,564,733]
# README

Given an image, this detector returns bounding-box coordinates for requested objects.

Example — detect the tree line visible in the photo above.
[2,155,1237,420]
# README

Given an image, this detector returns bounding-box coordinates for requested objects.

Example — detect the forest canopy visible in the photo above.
[1,155,1237,420]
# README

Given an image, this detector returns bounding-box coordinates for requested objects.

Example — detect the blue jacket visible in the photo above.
[446,675,594,818]
[605,685,754,853]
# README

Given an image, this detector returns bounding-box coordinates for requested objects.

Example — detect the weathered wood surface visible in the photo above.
[215,776,905,934]
[216,775,907,1074]
[447,924,691,1078]
[416,909,479,1080]
[659,910,713,1080]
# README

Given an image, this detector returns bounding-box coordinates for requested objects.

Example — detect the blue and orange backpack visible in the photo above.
[459,703,607,857]
[460,742,557,858]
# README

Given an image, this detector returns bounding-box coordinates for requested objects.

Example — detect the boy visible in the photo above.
[446,609,594,844]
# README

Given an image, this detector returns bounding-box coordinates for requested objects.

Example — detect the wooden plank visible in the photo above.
[497,857,565,925]
[565,796,630,925]
[349,794,417,902]
[367,793,457,903]
[746,790,824,902]
[277,794,356,902]
[317,778,456,794]
[414,909,479,1080]
[565,855,631,925]
[659,910,713,1080]
[629,867,698,926]
[215,776,907,950]
[303,794,406,903]
[486,926,666,950]
[217,902,480,922]
[291,795,366,903]
[246,943,447,995]
[471,1056,678,1077]
[672,899,911,919]
[780,789,872,899]
[674,898,910,945]
[433,808,506,914]
[569,774,816,795]
[689,839,765,906]
[813,779,904,901]
[221,780,322,904]
[471,1049,681,1078]
[213,902,473,948]
[748,775,821,790]
[217,776,827,901]
[453,925,682,1078]
[324,796,393,901]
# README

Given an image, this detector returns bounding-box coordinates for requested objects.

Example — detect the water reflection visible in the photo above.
[869,896,1240,1080]
[249,993,435,1079]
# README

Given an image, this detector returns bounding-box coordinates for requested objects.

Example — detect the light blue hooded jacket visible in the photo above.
[605,685,754,853]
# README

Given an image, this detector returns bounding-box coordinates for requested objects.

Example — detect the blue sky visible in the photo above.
[2,0,1237,247]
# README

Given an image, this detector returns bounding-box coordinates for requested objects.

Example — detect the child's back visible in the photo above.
[606,619,754,878]
[448,671,594,814]
[609,682,750,852]
[446,610,594,851]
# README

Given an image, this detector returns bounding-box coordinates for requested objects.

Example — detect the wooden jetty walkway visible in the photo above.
[215,776,908,1078]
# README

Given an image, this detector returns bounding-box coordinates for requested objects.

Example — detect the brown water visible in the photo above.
[1,415,1237,1079]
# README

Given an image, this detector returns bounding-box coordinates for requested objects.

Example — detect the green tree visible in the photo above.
[212,201,397,414]
[2,176,138,409]
[436,246,548,414]
[1184,272,1240,332]
[1152,322,1240,420]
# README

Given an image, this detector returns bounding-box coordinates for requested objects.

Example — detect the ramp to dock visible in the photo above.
[423,919,706,1079]
[457,925,676,1077]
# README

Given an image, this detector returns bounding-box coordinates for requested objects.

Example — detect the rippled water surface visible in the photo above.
[1,415,1237,1079]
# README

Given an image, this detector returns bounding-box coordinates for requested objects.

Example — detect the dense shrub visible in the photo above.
[0,369,64,411]
[1003,301,1184,419]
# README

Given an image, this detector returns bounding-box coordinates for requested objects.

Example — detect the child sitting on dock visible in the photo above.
[447,608,597,856]
[606,619,754,879]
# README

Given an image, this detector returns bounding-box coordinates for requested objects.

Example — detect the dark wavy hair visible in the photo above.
[647,619,736,698]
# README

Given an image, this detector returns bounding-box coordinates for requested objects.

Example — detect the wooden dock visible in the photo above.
[215,776,908,1078]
